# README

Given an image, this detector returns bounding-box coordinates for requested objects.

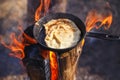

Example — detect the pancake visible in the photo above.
[44,19,81,49]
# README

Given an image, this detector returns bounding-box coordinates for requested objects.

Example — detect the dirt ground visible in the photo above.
[0,0,120,80]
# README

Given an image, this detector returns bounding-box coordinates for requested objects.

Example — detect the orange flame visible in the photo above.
[35,0,51,21]
[35,1,59,80]
[81,39,85,47]
[1,26,37,59]
[1,0,51,59]
[49,51,58,80]
[44,0,51,15]
[85,9,112,32]
[35,0,43,21]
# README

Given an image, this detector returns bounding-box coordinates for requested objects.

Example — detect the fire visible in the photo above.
[49,51,58,80]
[0,0,112,80]
[83,4,113,46]
[44,0,51,15]
[35,0,51,21]
[1,0,57,80]
[1,26,37,59]
[81,39,85,47]
[35,0,59,79]
[34,0,59,79]
[85,9,112,32]
[1,0,51,59]
[35,0,43,21]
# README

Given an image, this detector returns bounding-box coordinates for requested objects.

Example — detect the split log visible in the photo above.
[58,40,83,80]
[23,44,51,80]
[24,25,84,80]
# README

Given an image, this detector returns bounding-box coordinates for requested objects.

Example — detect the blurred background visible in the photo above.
[0,0,120,80]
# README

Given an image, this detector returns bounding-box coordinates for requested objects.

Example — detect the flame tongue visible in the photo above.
[35,0,51,21]
[0,0,59,80]
[35,0,43,21]
[1,33,25,59]
[85,9,112,32]
[1,26,37,59]
[49,51,58,80]
[1,0,51,59]
[34,1,59,79]
[44,0,51,15]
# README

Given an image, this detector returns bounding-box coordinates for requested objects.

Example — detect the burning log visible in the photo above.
[0,0,114,80]
[23,25,85,80]
[26,0,85,79]
[57,41,83,80]
[23,44,51,80]
[33,13,86,80]
[23,26,51,80]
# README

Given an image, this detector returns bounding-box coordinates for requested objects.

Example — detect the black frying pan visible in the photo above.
[33,13,86,53]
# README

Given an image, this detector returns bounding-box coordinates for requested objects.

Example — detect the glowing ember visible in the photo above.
[85,9,112,32]
[35,0,51,21]
[49,51,58,80]
[41,49,49,59]
[1,26,37,59]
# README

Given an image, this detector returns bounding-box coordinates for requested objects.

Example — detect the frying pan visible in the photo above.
[33,13,86,54]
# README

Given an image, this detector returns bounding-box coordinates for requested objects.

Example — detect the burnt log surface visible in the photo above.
[0,0,120,80]
[22,44,46,80]
[23,27,51,80]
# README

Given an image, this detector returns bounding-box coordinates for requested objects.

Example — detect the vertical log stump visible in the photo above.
[58,40,83,80]
[23,26,84,80]
[23,43,83,80]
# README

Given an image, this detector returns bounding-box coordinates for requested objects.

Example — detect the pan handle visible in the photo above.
[86,32,120,40]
